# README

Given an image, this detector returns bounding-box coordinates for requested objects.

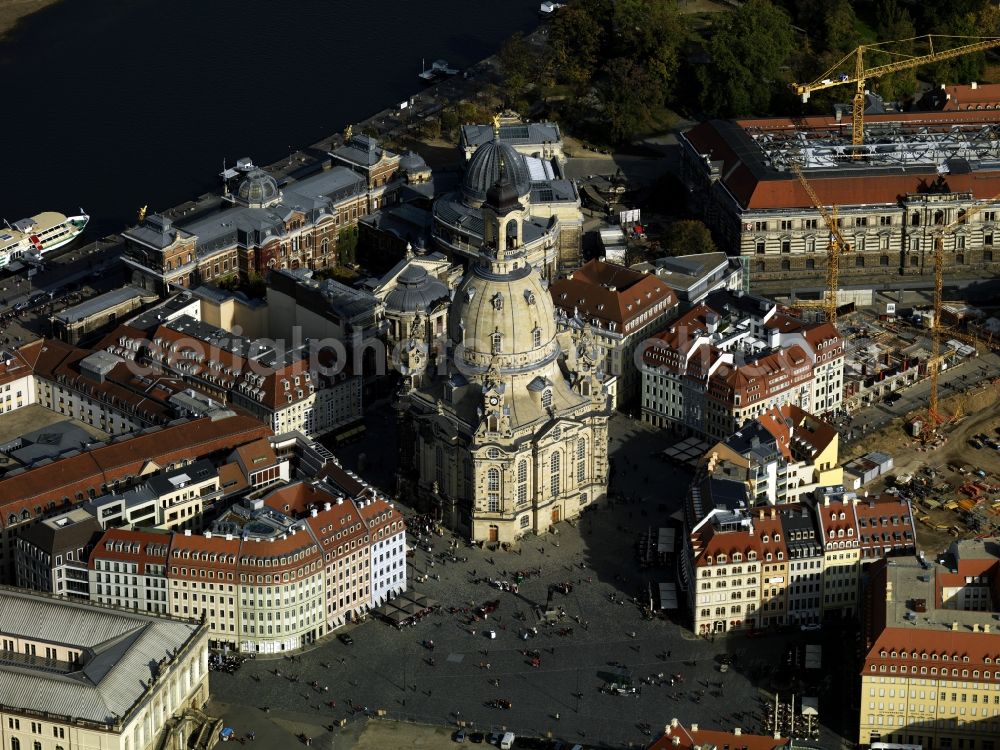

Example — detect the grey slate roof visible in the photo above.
[383,265,449,314]
[461,121,561,148]
[17,509,103,555]
[0,587,203,725]
[461,140,531,205]
[332,134,393,168]
[53,286,155,326]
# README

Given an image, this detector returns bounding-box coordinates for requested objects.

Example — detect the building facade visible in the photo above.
[14,508,103,600]
[0,587,210,750]
[679,112,1000,288]
[122,161,372,293]
[859,541,1000,749]
[641,290,845,439]
[549,259,678,407]
[0,414,270,584]
[87,478,406,653]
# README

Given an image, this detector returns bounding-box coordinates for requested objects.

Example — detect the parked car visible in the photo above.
[338,633,354,645]
[969,438,983,449]
[485,628,497,639]
[800,623,821,632]
[455,730,467,743]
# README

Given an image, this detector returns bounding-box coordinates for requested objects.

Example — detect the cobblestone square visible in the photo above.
[210,415,853,750]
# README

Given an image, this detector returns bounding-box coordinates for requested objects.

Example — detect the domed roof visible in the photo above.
[237,169,281,208]
[399,151,429,173]
[385,265,449,314]
[448,252,559,376]
[461,141,531,207]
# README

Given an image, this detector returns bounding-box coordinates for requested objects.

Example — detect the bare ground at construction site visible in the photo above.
[848,380,1000,552]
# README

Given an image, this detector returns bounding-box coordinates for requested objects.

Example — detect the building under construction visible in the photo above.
[680,109,1000,287]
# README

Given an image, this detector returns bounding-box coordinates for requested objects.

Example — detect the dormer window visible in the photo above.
[532,326,542,348]
[541,389,552,410]
[491,332,503,355]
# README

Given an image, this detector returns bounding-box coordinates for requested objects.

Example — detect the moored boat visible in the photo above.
[0,209,89,267]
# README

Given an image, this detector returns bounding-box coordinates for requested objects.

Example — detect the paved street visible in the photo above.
[211,415,852,750]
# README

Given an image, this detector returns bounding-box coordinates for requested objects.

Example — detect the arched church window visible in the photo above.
[491,332,503,355]
[517,460,528,505]
[576,438,586,482]
[550,452,561,496]
[487,467,501,512]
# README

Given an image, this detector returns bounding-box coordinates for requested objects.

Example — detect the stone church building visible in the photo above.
[397,170,610,542]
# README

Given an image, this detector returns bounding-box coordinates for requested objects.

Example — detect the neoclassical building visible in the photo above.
[432,120,583,279]
[398,172,610,542]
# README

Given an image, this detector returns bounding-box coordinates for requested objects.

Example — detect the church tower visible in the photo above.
[397,168,611,542]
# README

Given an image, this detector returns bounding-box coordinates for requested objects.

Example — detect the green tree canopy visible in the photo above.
[548,5,605,89]
[664,220,716,257]
[498,32,536,105]
[870,0,917,102]
[698,0,795,117]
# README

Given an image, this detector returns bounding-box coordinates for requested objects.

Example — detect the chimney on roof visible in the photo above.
[972,81,978,90]
[336,498,344,505]
[204,531,212,539]
[225,533,233,541]
[691,724,698,733]
[824,495,830,507]
[952,622,959,631]
[310,508,318,517]
[770,507,776,519]
[758,509,764,520]
[324,502,331,511]
[985,624,991,633]
[672,739,681,747]
[734,729,741,736]
[184,529,192,536]
[671,719,679,729]
[885,581,893,602]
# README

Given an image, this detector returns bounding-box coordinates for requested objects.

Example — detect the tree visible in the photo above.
[871,0,917,103]
[698,0,795,117]
[664,220,715,257]
[338,226,359,267]
[822,0,862,57]
[498,32,535,105]
[548,5,604,89]
[601,58,659,143]
[609,0,683,94]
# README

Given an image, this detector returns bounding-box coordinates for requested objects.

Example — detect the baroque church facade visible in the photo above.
[397,170,610,542]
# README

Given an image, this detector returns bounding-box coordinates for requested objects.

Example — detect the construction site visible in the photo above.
[680,36,1000,293]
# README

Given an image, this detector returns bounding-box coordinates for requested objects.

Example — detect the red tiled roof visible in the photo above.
[88,528,170,575]
[649,721,788,750]
[0,415,271,528]
[854,495,914,558]
[550,259,676,330]
[0,340,42,387]
[684,112,1000,210]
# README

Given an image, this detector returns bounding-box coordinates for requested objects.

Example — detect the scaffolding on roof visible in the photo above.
[750,122,1000,171]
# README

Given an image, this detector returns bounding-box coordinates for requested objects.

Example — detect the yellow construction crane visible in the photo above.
[923,196,1000,434]
[790,163,852,323]
[790,35,1000,156]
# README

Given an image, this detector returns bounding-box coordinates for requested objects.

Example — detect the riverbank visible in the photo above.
[0,0,58,38]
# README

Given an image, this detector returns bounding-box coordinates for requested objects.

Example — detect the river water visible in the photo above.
[0,0,540,236]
